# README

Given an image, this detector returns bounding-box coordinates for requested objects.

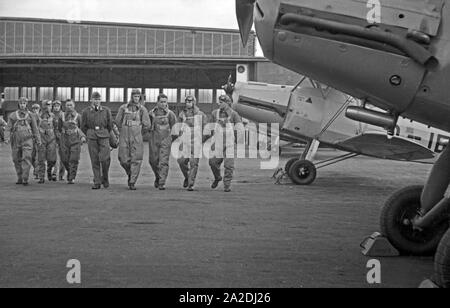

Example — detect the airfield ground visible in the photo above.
[0,143,435,288]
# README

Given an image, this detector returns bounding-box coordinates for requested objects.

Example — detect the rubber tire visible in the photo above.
[289,160,317,186]
[435,228,450,288]
[380,185,449,256]
[285,158,298,173]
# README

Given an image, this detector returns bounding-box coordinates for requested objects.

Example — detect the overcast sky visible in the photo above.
[0,0,240,29]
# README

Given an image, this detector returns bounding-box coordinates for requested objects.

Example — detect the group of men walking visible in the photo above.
[2,89,242,192]
[2,98,85,185]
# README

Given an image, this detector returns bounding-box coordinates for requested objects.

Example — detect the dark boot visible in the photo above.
[47,168,53,181]
[211,176,223,189]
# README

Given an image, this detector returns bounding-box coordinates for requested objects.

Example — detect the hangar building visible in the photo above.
[0,17,301,116]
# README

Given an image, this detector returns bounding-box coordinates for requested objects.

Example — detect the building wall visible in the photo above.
[253,61,303,86]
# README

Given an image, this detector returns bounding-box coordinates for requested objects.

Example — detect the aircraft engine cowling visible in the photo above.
[244,0,450,132]
[233,97,285,125]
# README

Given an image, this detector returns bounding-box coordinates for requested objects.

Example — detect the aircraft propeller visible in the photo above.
[236,0,255,46]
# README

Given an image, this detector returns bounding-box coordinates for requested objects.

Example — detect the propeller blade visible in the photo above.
[236,0,255,46]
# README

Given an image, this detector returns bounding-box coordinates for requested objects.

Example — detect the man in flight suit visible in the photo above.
[58,100,86,184]
[208,95,242,193]
[177,95,207,191]
[30,103,41,179]
[81,92,113,190]
[148,93,177,190]
[52,100,66,181]
[0,116,6,143]
[37,100,58,184]
[115,89,151,190]
[4,97,41,185]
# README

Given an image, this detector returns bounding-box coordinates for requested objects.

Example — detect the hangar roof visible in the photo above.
[0,17,258,61]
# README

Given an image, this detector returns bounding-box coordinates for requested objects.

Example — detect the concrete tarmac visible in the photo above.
[0,143,434,287]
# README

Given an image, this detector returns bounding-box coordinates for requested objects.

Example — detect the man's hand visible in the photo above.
[81,137,87,144]
[4,139,9,145]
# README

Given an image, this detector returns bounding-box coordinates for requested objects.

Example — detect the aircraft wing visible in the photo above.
[334,132,436,162]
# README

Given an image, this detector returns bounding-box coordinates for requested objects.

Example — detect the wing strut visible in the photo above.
[315,96,353,139]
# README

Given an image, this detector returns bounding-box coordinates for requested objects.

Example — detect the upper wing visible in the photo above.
[334,132,435,162]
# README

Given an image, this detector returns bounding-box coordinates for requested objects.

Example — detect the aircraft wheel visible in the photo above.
[380,185,449,256]
[285,158,298,173]
[289,160,317,185]
[435,229,450,288]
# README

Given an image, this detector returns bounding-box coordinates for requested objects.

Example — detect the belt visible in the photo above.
[124,120,141,127]
[41,128,54,135]
[90,126,105,131]
[63,129,78,135]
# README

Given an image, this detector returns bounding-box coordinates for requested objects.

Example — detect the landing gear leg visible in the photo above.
[381,145,450,256]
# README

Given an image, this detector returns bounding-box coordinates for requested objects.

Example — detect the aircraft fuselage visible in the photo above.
[249,0,450,132]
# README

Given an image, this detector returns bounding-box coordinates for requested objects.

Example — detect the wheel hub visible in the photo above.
[398,207,433,243]
[299,167,310,178]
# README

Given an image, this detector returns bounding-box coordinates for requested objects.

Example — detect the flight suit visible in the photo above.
[53,110,66,180]
[30,113,40,179]
[0,117,6,142]
[59,111,85,182]
[81,106,113,187]
[148,107,177,187]
[116,103,151,186]
[177,107,207,188]
[4,110,41,183]
[37,111,58,181]
[209,108,242,190]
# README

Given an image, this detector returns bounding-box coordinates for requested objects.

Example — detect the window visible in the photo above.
[74,87,89,102]
[22,87,37,101]
[39,87,54,101]
[162,89,177,103]
[145,88,160,103]
[180,89,195,101]
[92,88,107,101]
[198,89,213,104]
[110,88,124,102]
[4,87,20,101]
[56,87,71,101]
